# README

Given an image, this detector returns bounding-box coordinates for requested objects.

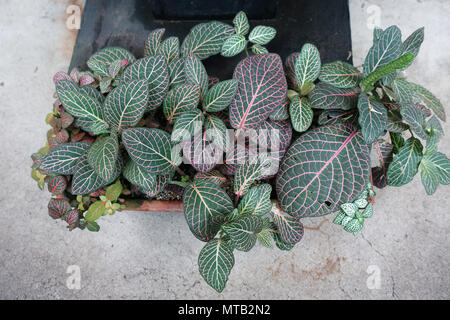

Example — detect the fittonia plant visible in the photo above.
[31,11,449,293]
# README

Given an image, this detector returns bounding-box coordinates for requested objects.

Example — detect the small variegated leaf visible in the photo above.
[157,37,179,63]
[222,215,263,252]
[198,238,234,293]
[294,43,321,89]
[48,198,71,219]
[251,44,268,55]
[233,11,249,36]
[269,100,289,121]
[123,160,157,191]
[400,104,428,140]
[108,59,122,78]
[285,52,299,89]
[71,153,109,195]
[319,61,362,88]
[122,128,177,174]
[182,133,220,173]
[270,203,304,244]
[204,114,228,151]
[409,82,446,121]
[171,109,204,143]
[386,110,409,133]
[105,179,122,202]
[144,28,165,56]
[309,82,358,110]
[181,21,234,60]
[163,84,201,123]
[386,137,423,186]
[357,92,387,144]
[184,54,209,97]
[372,140,394,189]
[290,96,313,133]
[420,157,440,195]
[87,47,135,77]
[344,218,363,234]
[238,184,272,216]
[40,142,90,174]
[194,170,227,185]
[248,25,276,45]
[85,200,106,222]
[402,27,424,59]
[183,180,234,241]
[392,78,419,104]
[203,79,238,112]
[168,57,185,88]
[87,134,119,182]
[47,175,67,194]
[234,158,270,197]
[221,34,247,57]
[103,79,149,130]
[423,152,450,185]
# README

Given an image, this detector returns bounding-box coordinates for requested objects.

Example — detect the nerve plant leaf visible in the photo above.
[420,157,440,195]
[294,43,321,90]
[248,26,276,45]
[363,25,402,77]
[47,176,67,194]
[357,92,387,144]
[157,37,179,64]
[168,57,185,88]
[204,114,228,151]
[270,202,304,244]
[203,79,238,112]
[181,21,234,60]
[251,44,268,55]
[122,128,178,174]
[400,104,428,140]
[198,238,235,293]
[319,61,362,88]
[402,27,424,60]
[276,123,370,218]
[409,82,446,121]
[221,34,247,57]
[234,159,268,197]
[48,198,71,219]
[87,134,119,182]
[238,184,272,216]
[290,96,313,133]
[386,137,423,187]
[422,152,450,185]
[120,55,169,110]
[285,52,300,89]
[103,79,149,130]
[182,133,220,173]
[40,142,91,174]
[183,180,234,241]
[309,83,358,110]
[269,99,289,121]
[194,170,227,186]
[123,160,157,192]
[233,11,249,36]
[230,53,287,130]
[392,78,419,104]
[163,84,200,123]
[171,108,204,143]
[372,140,394,189]
[71,153,113,195]
[144,28,165,56]
[222,215,263,252]
[87,47,135,77]
[184,54,209,96]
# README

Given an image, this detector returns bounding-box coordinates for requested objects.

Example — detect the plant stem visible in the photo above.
[176,167,186,176]
[244,45,249,57]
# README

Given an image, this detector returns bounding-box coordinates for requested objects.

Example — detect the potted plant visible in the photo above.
[31,11,449,293]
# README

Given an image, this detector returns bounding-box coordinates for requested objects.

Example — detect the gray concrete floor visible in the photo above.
[0,0,449,299]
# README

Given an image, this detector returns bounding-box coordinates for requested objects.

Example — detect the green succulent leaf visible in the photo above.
[294,43,321,89]
[319,61,362,89]
[157,37,179,64]
[248,25,276,45]
[221,34,247,57]
[238,184,272,216]
[184,54,209,96]
[363,25,402,77]
[171,108,205,143]
[183,180,234,241]
[87,134,119,182]
[103,79,149,130]
[233,11,250,36]
[203,79,238,112]
[40,142,90,174]
[386,137,423,186]
[144,28,165,56]
[198,238,235,293]
[222,215,263,252]
[409,82,446,121]
[309,82,358,110]
[251,44,268,55]
[87,47,135,77]
[163,84,201,123]
[357,92,388,144]
[181,21,234,59]
[270,203,304,244]
[120,55,169,110]
[290,96,313,133]
[122,128,177,174]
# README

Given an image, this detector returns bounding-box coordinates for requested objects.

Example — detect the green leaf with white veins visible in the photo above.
[122,128,177,174]
[270,203,304,244]
[171,109,204,143]
[400,104,428,140]
[157,37,179,64]
[420,157,440,195]
[203,79,238,112]
[221,34,247,57]
[290,96,313,133]
[357,92,387,144]
[295,43,321,89]
[144,28,165,56]
[319,61,362,89]
[123,160,157,191]
[409,82,446,121]
[392,78,419,104]
[87,47,135,77]
[168,57,185,88]
[198,238,235,293]
[39,142,90,174]
[204,115,228,151]
[402,27,424,58]
[249,26,276,45]
[234,159,269,197]
[423,152,450,185]
[238,184,272,216]
[184,54,209,97]
[251,44,268,55]
[233,11,249,36]
[87,134,119,182]
[103,79,148,130]
[181,21,235,60]
[386,137,423,186]
[163,84,200,123]
[363,25,402,77]
[222,215,263,252]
